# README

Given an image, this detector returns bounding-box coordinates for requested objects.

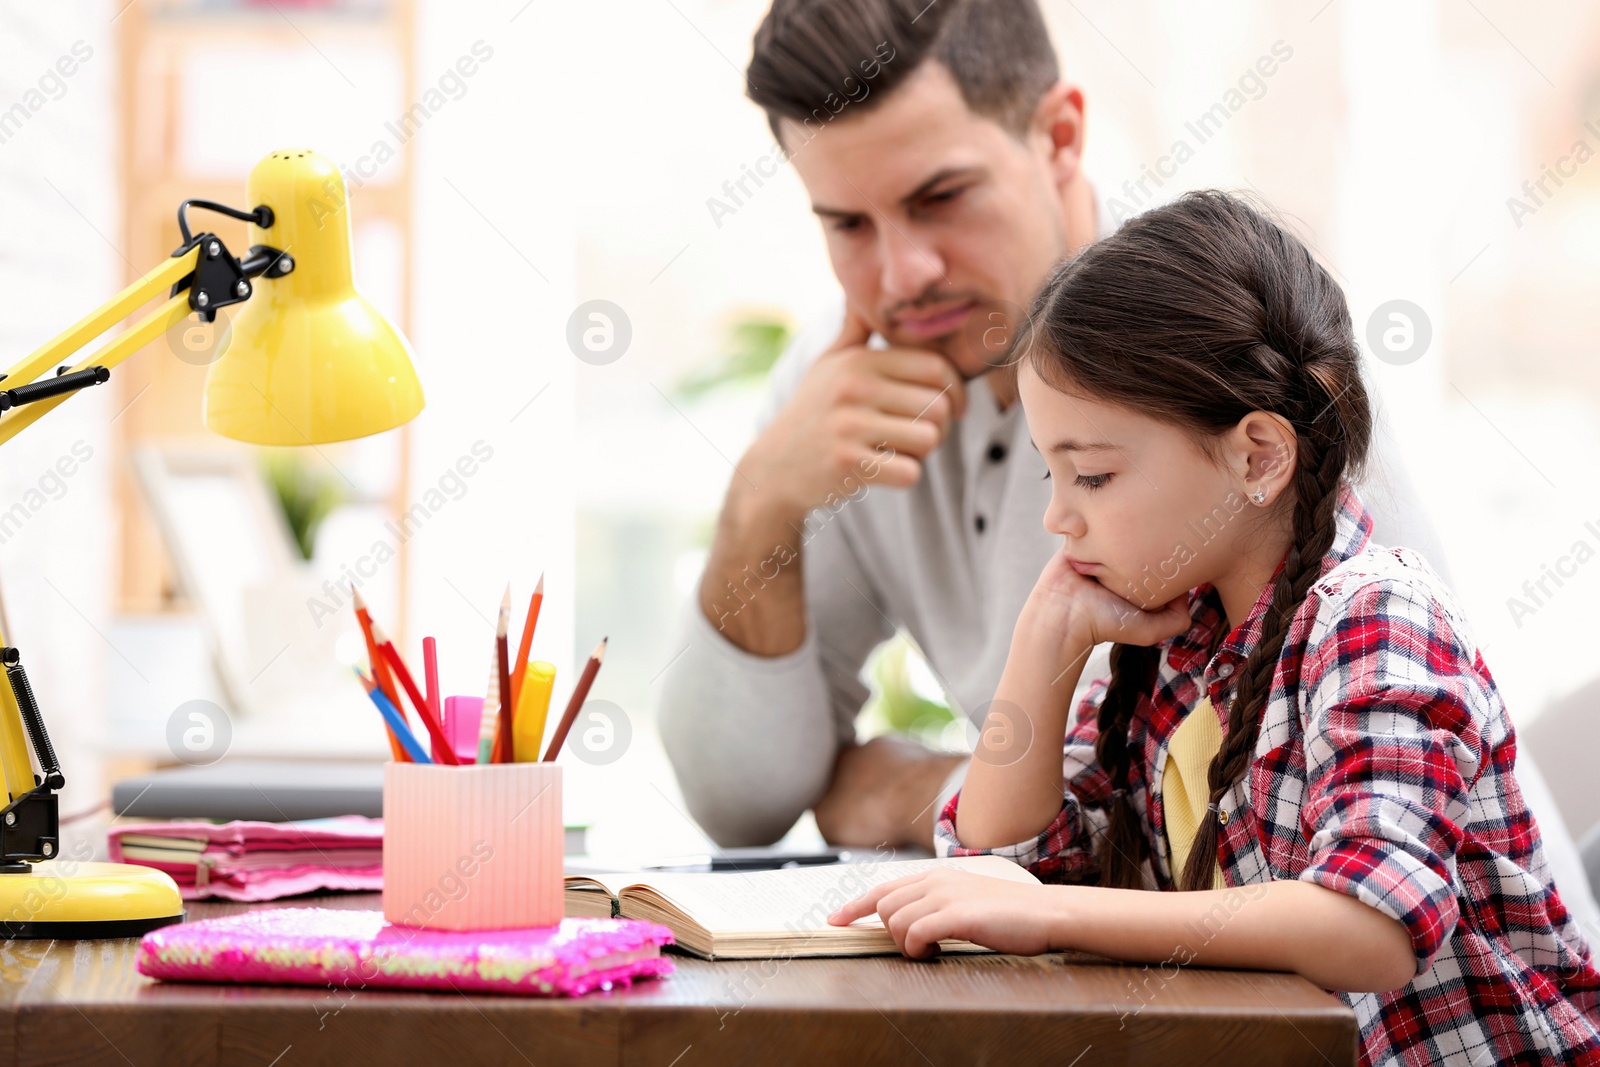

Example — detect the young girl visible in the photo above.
[827,191,1600,1065]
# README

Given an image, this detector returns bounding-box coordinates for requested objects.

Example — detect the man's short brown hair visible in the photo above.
[747,0,1060,144]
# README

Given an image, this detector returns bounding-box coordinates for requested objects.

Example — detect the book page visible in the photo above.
[565,871,657,898]
[633,855,1038,934]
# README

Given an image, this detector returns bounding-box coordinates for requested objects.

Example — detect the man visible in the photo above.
[658,0,1450,854]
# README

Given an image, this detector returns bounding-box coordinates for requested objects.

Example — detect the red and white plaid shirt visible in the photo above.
[937,482,1600,1066]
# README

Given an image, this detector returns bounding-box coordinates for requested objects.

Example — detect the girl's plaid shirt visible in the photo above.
[937,481,1600,1066]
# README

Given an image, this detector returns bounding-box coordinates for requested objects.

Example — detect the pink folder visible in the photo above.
[137,907,674,997]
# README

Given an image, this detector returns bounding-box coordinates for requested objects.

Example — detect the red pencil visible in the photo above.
[352,589,408,762]
[543,637,607,762]
[370,622,461,765]
[422,635,442,761]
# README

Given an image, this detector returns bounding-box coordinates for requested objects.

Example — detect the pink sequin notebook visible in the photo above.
[138,908,675,997]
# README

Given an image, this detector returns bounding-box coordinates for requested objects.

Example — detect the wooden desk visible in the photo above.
[0,893,1357,1066]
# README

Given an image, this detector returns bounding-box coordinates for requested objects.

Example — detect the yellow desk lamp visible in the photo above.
[0,148,424,937]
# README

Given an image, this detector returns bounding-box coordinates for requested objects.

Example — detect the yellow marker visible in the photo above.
[512,661,557,763]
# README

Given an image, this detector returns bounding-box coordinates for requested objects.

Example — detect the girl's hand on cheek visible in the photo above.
[1022,545,1191,657]
[826,870,1062,959]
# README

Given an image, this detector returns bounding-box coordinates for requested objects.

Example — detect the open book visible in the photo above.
[564,855,1040,959]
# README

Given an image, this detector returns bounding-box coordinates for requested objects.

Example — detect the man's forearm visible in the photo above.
[814,737,965,849]
[698,475,810,656]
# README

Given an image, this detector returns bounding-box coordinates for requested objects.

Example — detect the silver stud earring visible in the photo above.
[1250,487,1267,505]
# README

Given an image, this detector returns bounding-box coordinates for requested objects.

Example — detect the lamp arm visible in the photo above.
[0,638,62,868]
[0,628,28,807]
[0,193,295,449]
[0,247,196,413]
[0,650,61,792]
[0,228,301,450]
[0,284,193,448]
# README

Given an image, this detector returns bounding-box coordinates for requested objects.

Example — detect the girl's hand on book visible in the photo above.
[1018,544,1189,663]
[826,869,1059,959]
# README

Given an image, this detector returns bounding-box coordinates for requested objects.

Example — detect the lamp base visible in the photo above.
[0,860,183,939]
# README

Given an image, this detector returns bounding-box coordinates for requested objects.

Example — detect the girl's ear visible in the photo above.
[1230,411,1297,506]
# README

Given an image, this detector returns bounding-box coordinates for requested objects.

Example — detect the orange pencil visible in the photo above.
[509,573,545,712]
[351,589,408,762]
[543,637,607,762]
[371,622,461,766]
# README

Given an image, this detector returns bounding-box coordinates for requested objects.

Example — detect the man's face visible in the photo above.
[784,61,1078,379]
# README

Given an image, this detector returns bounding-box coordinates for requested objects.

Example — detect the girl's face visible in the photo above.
[1017,358,1292,611]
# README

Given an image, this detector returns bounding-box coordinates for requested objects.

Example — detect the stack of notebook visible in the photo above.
[108,817,385,901]
[109,760,591,855]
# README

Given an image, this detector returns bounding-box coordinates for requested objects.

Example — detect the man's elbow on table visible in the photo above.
[812,738,965,850]
[658,711,828,847]
[679,781,812,848]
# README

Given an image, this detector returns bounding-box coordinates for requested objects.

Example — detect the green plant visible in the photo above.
[259,449,348,561]
[859,635,959,748]
[673,312,793,401]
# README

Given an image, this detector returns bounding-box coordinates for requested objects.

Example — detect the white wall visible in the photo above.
[401,0,580,707]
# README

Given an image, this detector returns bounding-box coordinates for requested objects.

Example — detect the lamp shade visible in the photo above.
[203,149,425,444]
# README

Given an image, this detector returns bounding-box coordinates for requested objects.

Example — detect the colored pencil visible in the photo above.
[351,588,408,762]
[477,643,501,764]
[543,637,607,762]
[354,668,432,763]
[509,573,545,712]
[422,635,442,759]
[493,586,513,764]
[370,622,461,765]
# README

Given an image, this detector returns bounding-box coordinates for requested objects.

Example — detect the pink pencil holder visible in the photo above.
[383,761,564,931]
